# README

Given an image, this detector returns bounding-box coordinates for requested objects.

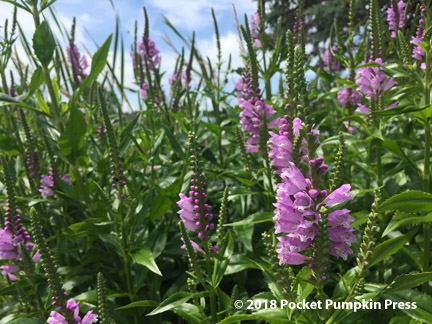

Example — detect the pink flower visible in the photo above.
[387,1,405,38]
[177,193,199,231]
[328,209,354,227]
[329,242,353,260]
[0,229,19,260]
[329,227,356,245]
[0,265,19,281]
[279,163,308,195]
[323,46,340,72]
[48,299,98,324]
[47,311,68,324]
[323,184,353,206]
[338,88,361,107]
[356,104,371,114]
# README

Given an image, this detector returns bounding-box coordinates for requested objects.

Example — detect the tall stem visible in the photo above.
[204,249,217,323]
[422,48,431,291]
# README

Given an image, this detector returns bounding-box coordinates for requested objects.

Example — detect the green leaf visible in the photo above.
[147,292,208,316]
[0,93,46,114]
[28,67,45,95]
[386,273,432,294]
[32,21,56,66]
[368,228,417,267]
[217,314,261,324]
[116,300,159,310]
[379,139,421,172]
[224,212,274,227]
[58,107,87,163]
[36,91,50,115]
[79,34,113,92]
[385,290,432,323]
[172,303,207,324]
[380,191,432,213]
[132,247,162,276]
[383,212,432,237]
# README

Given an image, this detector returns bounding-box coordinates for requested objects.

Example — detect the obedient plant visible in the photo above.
[1,0,432,323]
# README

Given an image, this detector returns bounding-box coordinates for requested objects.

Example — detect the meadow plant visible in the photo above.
[0,0,432,323]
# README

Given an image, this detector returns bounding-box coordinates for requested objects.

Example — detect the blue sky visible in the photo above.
[1,0,259,110]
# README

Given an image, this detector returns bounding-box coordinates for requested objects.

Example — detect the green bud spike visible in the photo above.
[356,190,381,276]
[216,186,229,245]
[30,208,68,313]
[179,221,200,276]
[211,8,221,62]
[348,0,355,32]
[1,156,18,220]
[97,273,114,324]
[422,25,432,42]
[234,126,251,172]
[19,243,35,279]
[311,208,330,291]
[397,30,412,65]
[285,29,295,104]
[240,21,259,95]
[293,45,308,109]
[329,132,346,192]
[143,7,149,41]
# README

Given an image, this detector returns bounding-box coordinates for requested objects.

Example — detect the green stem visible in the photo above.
[422,48,431,291]
[204,249,217,323]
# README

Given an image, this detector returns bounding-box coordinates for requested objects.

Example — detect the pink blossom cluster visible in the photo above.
[236,69,279,153]
[410,5,429,70]
[387,1,405,38]
[337,88,361,107]
[47,298,98,324]
[130,36,161,98]
[355,58,397,114]
[323,46,340,72]
[268,116,301,175]
[66,45,88,83]
[39,168,72,197]
[0,203,40,281]
[274,161,355,265]
[249,12,262,48]
[177,173,218,253]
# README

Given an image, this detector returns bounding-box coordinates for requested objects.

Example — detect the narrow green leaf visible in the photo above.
[385,290,432,323]
[28,68,45,95]
[386,273,432,294]
[132,247,162,276]
[383,212,432,237]
[79,34,113,92]
[224,212,274,227]
[380,191,432,213]
[116,300,159,310]
[147,292,208,316]
[368,228,417,267]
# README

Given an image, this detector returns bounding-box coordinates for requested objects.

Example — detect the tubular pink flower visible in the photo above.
[329,242,353,260]
[387,1,406,38]
[328,227,356,245]
[323,184,353,206]
[338,88,361,107]
[66,45,88,83]
[249,12,260,39]
[323,46,339,72]
[177,193,199,231]
[328,209,354,227]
